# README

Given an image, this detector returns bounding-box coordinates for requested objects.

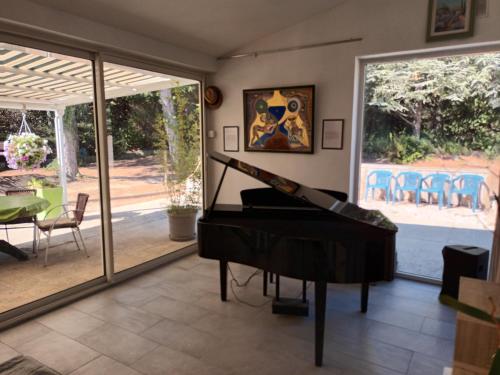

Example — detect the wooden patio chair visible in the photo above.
[35,193,90,266]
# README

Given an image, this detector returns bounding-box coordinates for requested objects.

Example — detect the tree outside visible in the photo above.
[363,53,499,164]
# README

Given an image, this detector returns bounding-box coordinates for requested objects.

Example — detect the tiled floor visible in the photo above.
[0,254,456,375]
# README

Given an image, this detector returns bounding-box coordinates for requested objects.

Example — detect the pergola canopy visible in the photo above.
[0,42,197,111]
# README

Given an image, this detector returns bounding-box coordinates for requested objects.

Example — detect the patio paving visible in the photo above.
[360,199,494,279]
[0,198,195,313]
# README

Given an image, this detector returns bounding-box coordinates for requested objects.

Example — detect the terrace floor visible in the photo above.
[360,200,494,279]
[0,198,195,313]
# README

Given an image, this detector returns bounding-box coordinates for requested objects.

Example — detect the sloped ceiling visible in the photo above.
[29,0,345,57]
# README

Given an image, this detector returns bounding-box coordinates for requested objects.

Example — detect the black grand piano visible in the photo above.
[198,152,398,366]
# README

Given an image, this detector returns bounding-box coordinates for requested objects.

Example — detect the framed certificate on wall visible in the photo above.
[322,119,344,150]
[223,126,239,152]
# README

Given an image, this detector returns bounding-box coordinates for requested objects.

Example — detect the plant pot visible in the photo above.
[36,186,63,220]
[167,210,197,241]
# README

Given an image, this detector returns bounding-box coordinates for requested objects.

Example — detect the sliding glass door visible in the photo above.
[0,38,204,321]
[0,42,104,313]
[101,62,201,273]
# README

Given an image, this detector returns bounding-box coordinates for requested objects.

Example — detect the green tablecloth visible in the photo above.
[0,195,50,222]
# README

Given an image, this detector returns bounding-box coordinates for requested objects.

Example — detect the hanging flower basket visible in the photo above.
[2,113,52,170]
[3,133,52,170]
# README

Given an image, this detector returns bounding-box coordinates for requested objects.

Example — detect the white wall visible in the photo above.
[0,0,216,72]
[206,0,500,205]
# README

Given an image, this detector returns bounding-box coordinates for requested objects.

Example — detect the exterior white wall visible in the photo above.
[206,0,500,204]
[0,0,216,72]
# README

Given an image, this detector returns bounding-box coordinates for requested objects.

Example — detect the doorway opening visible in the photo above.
[357,52,499,282]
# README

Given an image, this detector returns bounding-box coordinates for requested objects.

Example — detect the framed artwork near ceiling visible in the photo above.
[243,85,315,154]
[223,126,239,152]
[426,0,475,42]
[321,119,344,150]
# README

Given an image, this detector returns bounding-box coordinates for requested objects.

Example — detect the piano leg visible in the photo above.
[302,279,307,303]
[361,282,369,313]
[315,281,327,367]
[275,273,280,301]
[220,260,228,302]
[269,272,274,283]
[263,271,268,296]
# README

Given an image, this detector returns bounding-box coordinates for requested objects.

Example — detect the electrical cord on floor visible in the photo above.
[227,264,272,308]
[226,264,313,308]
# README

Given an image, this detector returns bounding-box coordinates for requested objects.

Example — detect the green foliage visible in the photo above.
[363,53,500,162]
[389,133,434,164]
[27,177,57,189]
[164,84,201,182]
[107,92,166,158]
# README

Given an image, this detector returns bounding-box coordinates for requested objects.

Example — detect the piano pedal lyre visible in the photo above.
[270,274,309,317]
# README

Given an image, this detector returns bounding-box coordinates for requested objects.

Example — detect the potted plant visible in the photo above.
[3,132,51,170]
[27,177,63,220]
[166,169,201,241]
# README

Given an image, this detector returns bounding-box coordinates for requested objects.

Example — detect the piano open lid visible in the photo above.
[209,152,397,232]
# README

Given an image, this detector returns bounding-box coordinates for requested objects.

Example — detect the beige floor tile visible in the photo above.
[107,285,161,307]
[421,317,456,340]
[70,355,141,375]
[407,352,450,375]
[69,293,116,314]
[0,342,19,363]
[132,345,228,375]
[77,324,158,365]
[18,331,99,374]
[142,296,210,324]
[141,319,222,359]
[0,321,51,349]
[90,302,163,333]
[366,320,455,361]
[37,307,105,339]
[149,279,208,304]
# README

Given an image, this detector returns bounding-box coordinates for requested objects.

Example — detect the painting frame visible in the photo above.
[426,0,475,42]
[243,85,315,154]
[223,126,239,152]
[321,119,344,150]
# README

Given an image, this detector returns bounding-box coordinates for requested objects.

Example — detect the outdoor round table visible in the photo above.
[0,195,49,261]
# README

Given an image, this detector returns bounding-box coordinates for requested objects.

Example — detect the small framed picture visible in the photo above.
[475,0,488,17]
[426,0,475,42]
[322,119,344,150]
[223,126,239,152]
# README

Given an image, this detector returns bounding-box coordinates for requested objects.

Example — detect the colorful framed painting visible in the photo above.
[243,85,315,154]
[322,119,344,150]
[427,0,475,42]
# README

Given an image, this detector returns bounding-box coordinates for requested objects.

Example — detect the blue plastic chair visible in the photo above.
[420,173,449,209]
[448,174,484,212]
[393,172,422,205]
[365,170,392,203]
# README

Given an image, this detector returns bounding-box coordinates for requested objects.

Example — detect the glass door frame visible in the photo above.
[0,32,206,328]
[98,53,205,280]
[350,41,500,284]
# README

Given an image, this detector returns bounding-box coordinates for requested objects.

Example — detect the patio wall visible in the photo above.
[359,163,497,209]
